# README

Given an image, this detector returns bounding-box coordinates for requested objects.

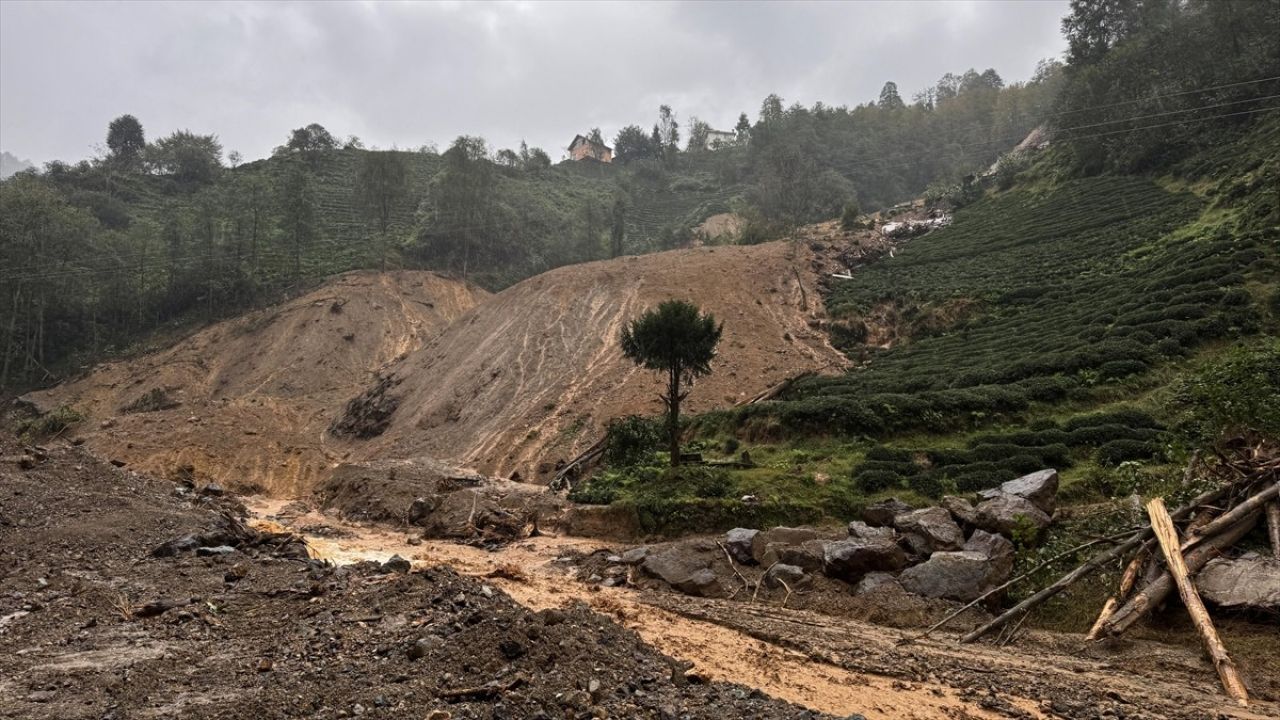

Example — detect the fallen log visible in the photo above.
[961,483,1231,645]
[1086,540,1151,641]
[1147,498,1249,706]
[1099,509,1261,637]
[1182,481,1279,551]
[902,532,1135,645]
[1267,491,1280,560]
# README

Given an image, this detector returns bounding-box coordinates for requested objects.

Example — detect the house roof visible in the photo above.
[569,134,612,152]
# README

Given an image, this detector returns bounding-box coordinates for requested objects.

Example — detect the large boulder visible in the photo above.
[759,540,825,573]
[854,571,901,595]
[750,526,820,564]
[862,498,913,527]
[823,538,907,582]
[941,495,979,527]
[964,530,1015,586]
[763,563,810,590]
[981,469,1059,514]
[1196,556,1280,610]
[973,493,1052,538]
[640,544,726,598]
[724,528,759,565]
[847,521,895,542]
[893,507,964,553]
[898,551,994,602]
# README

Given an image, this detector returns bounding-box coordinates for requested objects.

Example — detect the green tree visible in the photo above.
[356,150,410,270]
[686,118,710,152]
[147,130,222,187]
[610,196,626,258]
[280,123,338,167]
[878,81,905,110]
[613,125,655,163]
[278,160,317,277]
[734,112,752,141]
[657,105,680,154]
[430,135,496,278]
[106,114,146,169]
[620,300,722,466]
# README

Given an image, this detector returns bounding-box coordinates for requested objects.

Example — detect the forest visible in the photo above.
[1,0,1277,391]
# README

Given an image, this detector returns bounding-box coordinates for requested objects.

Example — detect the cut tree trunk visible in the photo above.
[1100,510,1260,637]
[1086,541,1151,641]
[961,483,1232,645]
[1146,498,1249,706]
[1183,482,1280,551]
[1266,493,1280,560]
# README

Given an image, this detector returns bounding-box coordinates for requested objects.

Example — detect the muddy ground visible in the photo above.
[6,434,1279,720]
[0,437,828,720]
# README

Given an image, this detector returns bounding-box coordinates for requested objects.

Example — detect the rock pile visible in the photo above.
[629,469,1059,603]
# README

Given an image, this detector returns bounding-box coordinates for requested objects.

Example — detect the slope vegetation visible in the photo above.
[355,240,850,482]
[25,271,487,495]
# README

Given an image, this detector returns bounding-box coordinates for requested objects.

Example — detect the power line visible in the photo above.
[1043,74,1280,117]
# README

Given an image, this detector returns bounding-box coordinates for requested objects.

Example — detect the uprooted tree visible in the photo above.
[620,300,722,467]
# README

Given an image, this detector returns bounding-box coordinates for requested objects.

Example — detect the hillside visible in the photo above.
[24,270,487,495]
[349,238,852,483]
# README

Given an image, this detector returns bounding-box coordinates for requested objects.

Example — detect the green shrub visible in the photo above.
[1168,340,1280,442]
[15,405,84,439]
[602,415,663,467]
[853,469,902,493]
[1096,439,1159,465]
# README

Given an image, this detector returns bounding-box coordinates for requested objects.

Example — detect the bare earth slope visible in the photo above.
[25,271,487,496]
[359,240,849,482]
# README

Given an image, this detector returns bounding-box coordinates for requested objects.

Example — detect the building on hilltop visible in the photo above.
[568,134,613,163]
[704,129,738,149]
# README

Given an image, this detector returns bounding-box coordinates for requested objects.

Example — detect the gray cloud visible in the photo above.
[0,0,1067,166]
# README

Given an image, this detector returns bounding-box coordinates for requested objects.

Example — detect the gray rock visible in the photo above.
[200,483,225,497]
[893,507,964,553]
[898,551,993,602]
[1196,556,1280,609]
[620,546,650,565]
[862,498,912,527]
[973,492,1052,538]
[381,555,411,573]
[671,568,726,598]
[763,563,808,590]
[407,497,433,525]
[897,532,933,559]
[847,521,895,541]
[822,538,907,582]
[724,528,759,565]
[750,526,820,564]
[641,547,726,598]
[964,530,1014,586]
[997,469,1059,514]
[854,572,901,595]
[760,540,825,573]
[941,495,979,526]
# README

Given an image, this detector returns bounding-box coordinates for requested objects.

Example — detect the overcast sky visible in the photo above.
[0,0,1068,166]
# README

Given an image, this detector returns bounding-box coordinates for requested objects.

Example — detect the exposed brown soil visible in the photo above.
[253,500,1280,720]
[357,240,849,483]
[0,435,829,720]
[24,271,487,496]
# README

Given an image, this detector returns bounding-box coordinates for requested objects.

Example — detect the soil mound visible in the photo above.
[23,271,487,496]
[356,240,849,482]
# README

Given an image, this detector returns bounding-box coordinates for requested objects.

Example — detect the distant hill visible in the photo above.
[0,151,33,179]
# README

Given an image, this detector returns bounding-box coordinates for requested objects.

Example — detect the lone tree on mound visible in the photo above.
[620,300,722,466]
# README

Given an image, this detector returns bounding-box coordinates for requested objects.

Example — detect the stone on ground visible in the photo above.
[750,526,820,564]
[724,528,759,565]
[898,551,995,602]
[1196,556,1280,609]
[862,498,912,527]
[892,507,965,553]
[822,537,907,582]
[982,469,1059,514]
[973,493,1051,538]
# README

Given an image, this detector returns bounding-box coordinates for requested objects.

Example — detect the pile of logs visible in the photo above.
[963,439,1279,706]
